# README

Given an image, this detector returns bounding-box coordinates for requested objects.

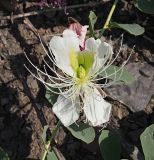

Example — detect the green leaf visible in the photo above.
[89,11,97,37]
[99,65,134,84]
[41,125,48,143]
[67,122,95,144]
[0,147,9,160]
[110,22,145,36]
[99,130,121,160]
[46,150,58,160]
[140,124,154,160]
[45,88,58,105]
[135,0,154,14]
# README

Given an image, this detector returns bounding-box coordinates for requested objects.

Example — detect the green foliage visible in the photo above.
[67,122,95,144]
[135,0,154,14]
[46,151,58,160]
[89,11,97,37]
[110,22,145,36]
[45,88,58,105]
[99,130,121,160]
[0,147,9,160]
[99,65,134,84]
[140,124,154,160]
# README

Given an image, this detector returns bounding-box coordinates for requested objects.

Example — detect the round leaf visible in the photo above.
[140,124,154,160]
[45,88,58,105]
[67,122,95,144]
[135,0,154,14]
[46,151,58,160]
[99,130,121,160]
[111,22,145,36]
[99,65,134,84]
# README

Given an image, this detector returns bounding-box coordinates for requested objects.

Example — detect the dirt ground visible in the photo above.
[0,0,154,160]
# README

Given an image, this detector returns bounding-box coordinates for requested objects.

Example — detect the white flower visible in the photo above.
[25,29,128,127]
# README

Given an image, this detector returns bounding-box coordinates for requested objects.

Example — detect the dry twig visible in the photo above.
[53,147,66,160]
[0,2,105,21]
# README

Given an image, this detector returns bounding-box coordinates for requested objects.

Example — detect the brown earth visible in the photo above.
[0,0,154,160]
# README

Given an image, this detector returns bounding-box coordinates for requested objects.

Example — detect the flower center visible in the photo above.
[77,65,86,79]
[69,49,94,83]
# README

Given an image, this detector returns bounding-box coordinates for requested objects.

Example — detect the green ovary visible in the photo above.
[69,49,94,83]
[77,65,86,79]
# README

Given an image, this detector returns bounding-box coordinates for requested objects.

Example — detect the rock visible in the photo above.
[106,63,154,112]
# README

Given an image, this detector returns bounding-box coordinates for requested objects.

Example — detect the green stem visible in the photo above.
[99,0,118,38]
[41,121,61,160]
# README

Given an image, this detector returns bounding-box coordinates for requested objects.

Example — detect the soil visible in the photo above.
[0,0,154,160]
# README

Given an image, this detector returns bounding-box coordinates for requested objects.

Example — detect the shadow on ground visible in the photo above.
[0,82,33,160]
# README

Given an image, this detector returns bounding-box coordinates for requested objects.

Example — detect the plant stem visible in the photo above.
[99,0,119,38]
[41,121,61,160]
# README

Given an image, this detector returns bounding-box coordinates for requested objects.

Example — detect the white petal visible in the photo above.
[52,95,80,127]
[49,36,73,76]
[63,29,78,38]
[97,42,113,59]
[49,29,80,76]
[63,29,80,52]
[92,42,114,72]
[84,87,111,126]
[85,38,101,52]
